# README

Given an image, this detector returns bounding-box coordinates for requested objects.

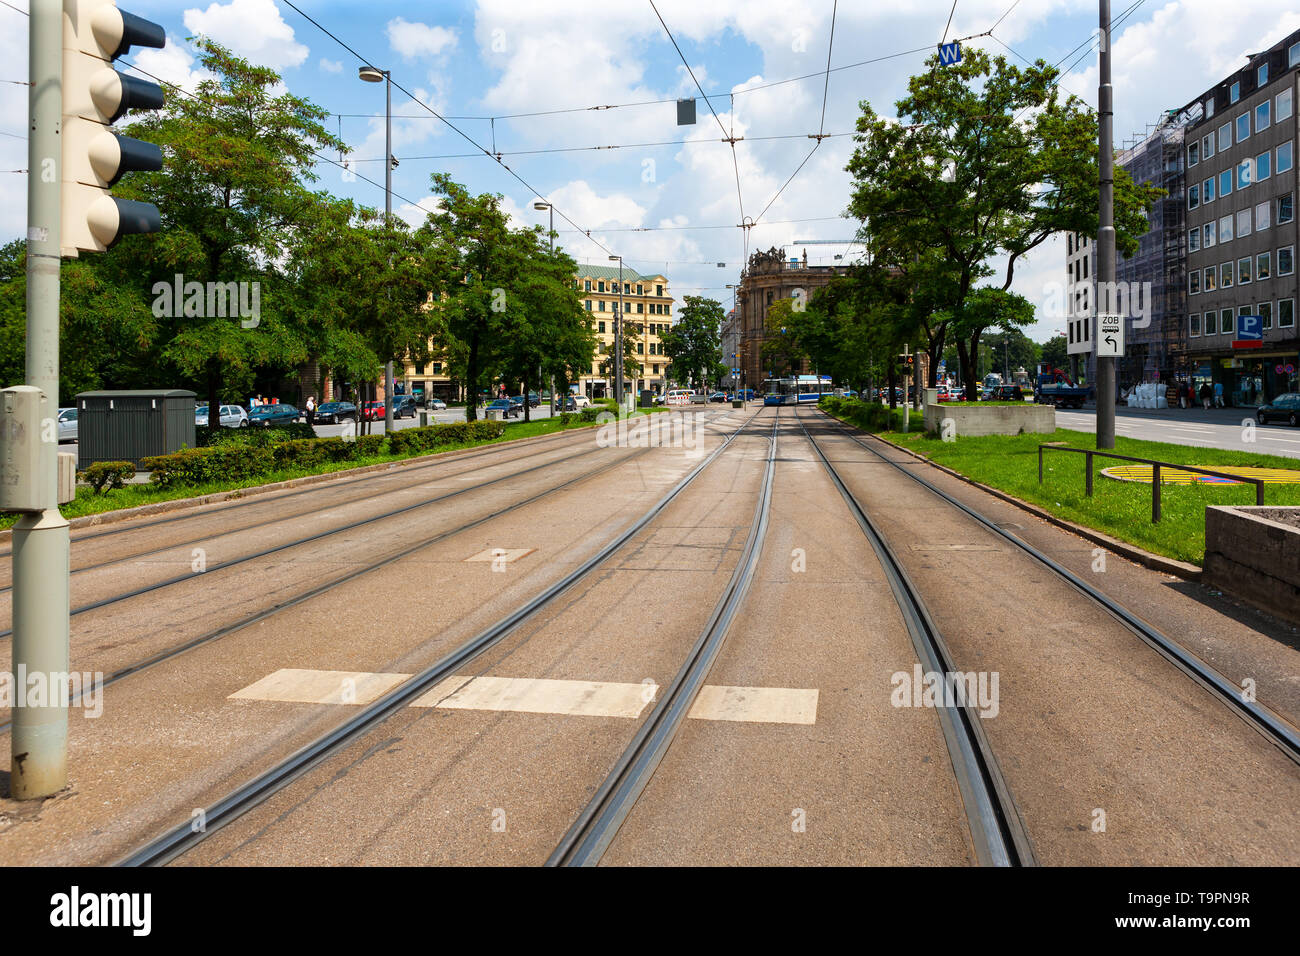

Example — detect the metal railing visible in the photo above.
[1037,444,1265,523]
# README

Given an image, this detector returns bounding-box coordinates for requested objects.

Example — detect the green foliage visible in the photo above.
[197,422,316,447]
[819,397,921,432]
[661,296,724,387]
[78,461,135,495]
[386,421,506,455]
[578,407,601,423]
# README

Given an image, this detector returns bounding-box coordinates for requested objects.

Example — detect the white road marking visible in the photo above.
[230,668,410,705]
[688,685,819,724]
[412,675,655,718]
[464,548,536,563]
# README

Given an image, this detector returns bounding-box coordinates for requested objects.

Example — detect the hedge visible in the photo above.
[197,422,316,447]
[78,461,134,494]
[387,420,505,455]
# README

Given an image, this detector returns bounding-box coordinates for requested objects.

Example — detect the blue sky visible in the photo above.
[5,0,1300,341]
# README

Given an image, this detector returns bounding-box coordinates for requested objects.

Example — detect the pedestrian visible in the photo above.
[1200,382,1212,409]
[305,395,316,424]
[1213,381,1224,408]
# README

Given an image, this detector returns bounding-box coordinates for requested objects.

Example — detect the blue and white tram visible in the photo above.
[762,375,833,405]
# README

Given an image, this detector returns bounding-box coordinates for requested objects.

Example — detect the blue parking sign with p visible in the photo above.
[939,41,962,66]
[1237,313,1262,339]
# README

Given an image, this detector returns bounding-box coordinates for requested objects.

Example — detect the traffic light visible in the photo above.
[61,0,166,257]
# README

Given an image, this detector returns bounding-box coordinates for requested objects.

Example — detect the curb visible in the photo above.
[858,427,1203,582]
[0,422,602,544]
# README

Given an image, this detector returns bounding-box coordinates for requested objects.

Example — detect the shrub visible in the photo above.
[579,407,600,423]
[78,461,134,494]
[197,422,315,447]
[272,439,329,471]
[352,434,386,458]
[142,448,215,488]
[559,412,574,426]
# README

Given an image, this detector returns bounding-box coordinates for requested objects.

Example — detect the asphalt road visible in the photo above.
[1056,405,1300,458]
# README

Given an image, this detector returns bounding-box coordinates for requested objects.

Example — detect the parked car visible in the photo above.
[1257,392,1300,427]
[559,395,577,411]
[314,401,358,425]
[485,398,520,418]
[361,401,385,422]
[248,403,302,427]
[570,394,591,409]
[525,391,541,408]
[427,398,447,410]
[391,395,418,418]
[989,385,1026,401]
[57,407,78,443]
[508,395,525,411]
[196,404,248,428]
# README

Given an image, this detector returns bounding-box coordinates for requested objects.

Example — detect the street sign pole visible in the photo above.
[1096,0,1117,449]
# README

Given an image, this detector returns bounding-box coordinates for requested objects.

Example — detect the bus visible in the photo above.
[762,375,834,405]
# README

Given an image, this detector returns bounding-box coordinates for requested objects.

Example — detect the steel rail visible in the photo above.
[0,428,615,594]
[0,442,660,735]
[0,419,609,561]
[795,409,1033,867]
[116,409,765,866]
[0,426,649,639]
[815,409,1300,768]
[547,408,779,867]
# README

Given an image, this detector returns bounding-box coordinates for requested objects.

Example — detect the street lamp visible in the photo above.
[609,254,625,406]
[535,202,556,413]
[359,64,396,434]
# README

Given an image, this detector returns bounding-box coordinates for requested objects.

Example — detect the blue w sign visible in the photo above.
[938,41,962,66]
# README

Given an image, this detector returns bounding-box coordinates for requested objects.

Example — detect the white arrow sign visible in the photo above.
[1096,313,1124,357]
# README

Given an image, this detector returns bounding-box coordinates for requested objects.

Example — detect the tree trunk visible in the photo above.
[206,362,220,442]
[522,370,530,423]
[887,362,897,410]
[465,330,480,422]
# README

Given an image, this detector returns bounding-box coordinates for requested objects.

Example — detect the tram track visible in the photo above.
[805,407,1300,767]
[115,407,768,866]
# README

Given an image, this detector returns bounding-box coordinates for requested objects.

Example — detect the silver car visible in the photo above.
[57,407,78,443]
[196,404,249,428]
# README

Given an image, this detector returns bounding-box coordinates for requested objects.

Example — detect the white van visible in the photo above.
[665,389,693,406]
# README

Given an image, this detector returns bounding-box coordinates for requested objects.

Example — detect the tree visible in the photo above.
[117,39,346,431]
[1040,333,1068,371]
[760,298,804,377]
[660,296,723,388]
[846,47,1163,400]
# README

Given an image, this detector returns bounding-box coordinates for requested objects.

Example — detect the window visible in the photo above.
[1280,194,1295,225]
[637,342,643,354]
[1206,309,1218,334]
[1239,256,1252,283]
[584,279,592,292]
[1189,227,1200,252]
[1220,170,1232,197]
[1221,308,1235,334]
[636,284,643,295]
[1260,300,1273,329]
[598,300,605,311]
[1221,261,1234,287]
[1278,141,1294,173]
[1204,221,1216,247]
[1282,299,1296,328]
[656,285,663,295]
[1206,97,1215,119]
[1256,99,1271,132]
[1238,159,1253,189]
[1204,265,1217,291]
[1067,235,1074,255]
[1220,214,1233,242]
[1203,177,1215,202]
[1258,63,1269,87]
[433,362,443,374]
[1190,312,1201,336]
[1280,246,1295,276]
[1188,184,1199,209]
[1230,81,1241,104]
[1237,113,1250,143]
[653,365,659,375]
[598,321,606,333]
[1218,122,1232,151]
[1237,208,1252,237]
[636,302,643,313]
[598,281,605,292]
[1189,269,1201,294]
[1203,133,1214,159]
[1257,201,1271,231]
[1256,151,1271,181]
[1279,88,1294,122]
[1291,42,1300,68]
[624,283,630,294]
[1257,251,1271,280]
[584,299,592,311]
[1188,142,1199,167]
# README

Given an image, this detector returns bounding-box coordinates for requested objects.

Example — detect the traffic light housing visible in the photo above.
[61,0,165,257]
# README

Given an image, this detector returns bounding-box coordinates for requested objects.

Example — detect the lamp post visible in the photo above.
[609,255,625,407]
[535,202,555,413]
[359,64,396,435]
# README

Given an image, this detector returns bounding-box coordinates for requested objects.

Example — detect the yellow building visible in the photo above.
[386,267,674,402]
[575,264,674,398]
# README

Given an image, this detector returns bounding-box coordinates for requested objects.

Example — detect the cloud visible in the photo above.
[388,18,459,60]
[127,37,216,97]
[320,58,343,74]
[184,0,310,72]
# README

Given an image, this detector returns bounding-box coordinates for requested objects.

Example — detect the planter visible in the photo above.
[732,399,744,408]
[923,401,1055,437]
[1204,506,1300,625]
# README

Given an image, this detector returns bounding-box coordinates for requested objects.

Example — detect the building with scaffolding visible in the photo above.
[1066,113,1189,390]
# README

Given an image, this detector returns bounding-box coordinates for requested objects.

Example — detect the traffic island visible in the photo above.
[923,400,1055,437]
[1204,506,1300,626]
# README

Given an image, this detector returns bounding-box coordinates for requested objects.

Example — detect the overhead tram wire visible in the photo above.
[279,0,620,262]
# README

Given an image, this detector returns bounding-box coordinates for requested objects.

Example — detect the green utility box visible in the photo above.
[76,389,197,468]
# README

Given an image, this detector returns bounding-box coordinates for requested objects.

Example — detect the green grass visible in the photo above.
[877,426,1300,566]
[0,408,659,532]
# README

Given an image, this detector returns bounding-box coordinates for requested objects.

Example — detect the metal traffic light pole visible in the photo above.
[12,0,70,798]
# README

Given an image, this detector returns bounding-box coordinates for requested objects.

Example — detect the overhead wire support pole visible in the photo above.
[1096,0,1116,449]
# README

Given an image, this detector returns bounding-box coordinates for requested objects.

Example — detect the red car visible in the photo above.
[362,400,385,421]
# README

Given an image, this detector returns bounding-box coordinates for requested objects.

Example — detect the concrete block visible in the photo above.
[1204,506,1300,626]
